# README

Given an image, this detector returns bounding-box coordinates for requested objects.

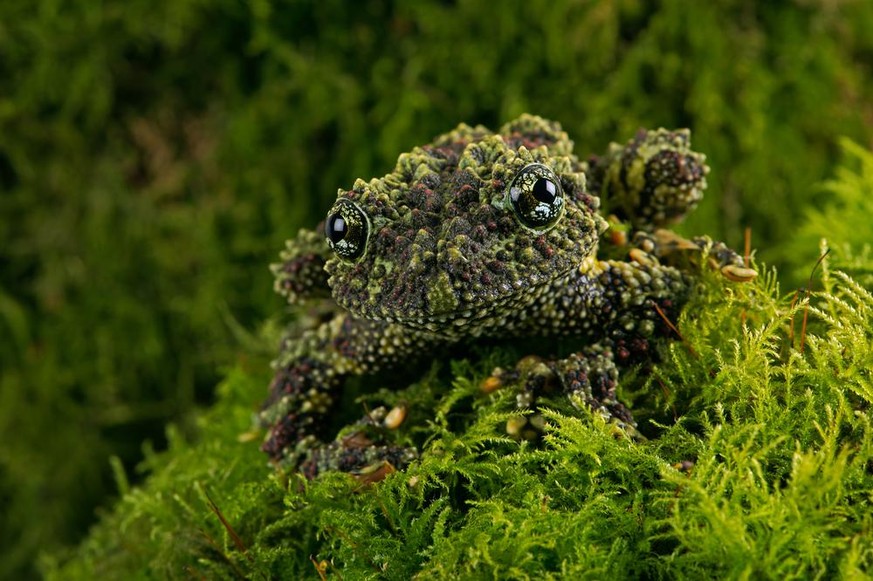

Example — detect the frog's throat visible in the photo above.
[369,259,596,336]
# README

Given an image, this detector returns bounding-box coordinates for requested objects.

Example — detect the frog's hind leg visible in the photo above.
[586,128,708,230]
[587,129,758,283]
[627,229,757,282]
[260,313,443,474]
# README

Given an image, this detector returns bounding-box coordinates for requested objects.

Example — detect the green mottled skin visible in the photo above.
[262,115,751,477]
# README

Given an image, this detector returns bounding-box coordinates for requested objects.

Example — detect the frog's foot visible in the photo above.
[629,229,757,282]
[263,361,418,479]
[259,359,339,466]
[299,406,418,481]
[491,345,636,440]
[261,308,442,473]
[586,128,708,229]
[300,433,418,482]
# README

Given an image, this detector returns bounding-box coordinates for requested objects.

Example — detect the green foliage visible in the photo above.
[4,0,873,577]
[45,252,873,577]
[792,139,873,285]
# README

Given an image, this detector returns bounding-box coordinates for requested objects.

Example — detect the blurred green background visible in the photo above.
[1,0,871,577]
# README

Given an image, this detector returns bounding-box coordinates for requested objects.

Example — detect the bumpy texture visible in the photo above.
[261,115,753,476]
[323,116,603,332]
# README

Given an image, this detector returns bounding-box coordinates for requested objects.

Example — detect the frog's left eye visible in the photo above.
[507,163,565,231]
[325,199,369,261]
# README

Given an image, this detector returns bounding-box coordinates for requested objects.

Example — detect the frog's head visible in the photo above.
[323,115,607,335]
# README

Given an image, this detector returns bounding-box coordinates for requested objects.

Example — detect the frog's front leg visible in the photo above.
[627,229,757,282]
[260,313,444,471]
[496,259,689,434]
[500,344,630,440]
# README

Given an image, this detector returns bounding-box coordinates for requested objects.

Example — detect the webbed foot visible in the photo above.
[630,229,757,282]
[488,345,636,440]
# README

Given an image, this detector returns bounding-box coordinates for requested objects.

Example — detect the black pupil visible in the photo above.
[532,178,557,203]
[326,213,347,243]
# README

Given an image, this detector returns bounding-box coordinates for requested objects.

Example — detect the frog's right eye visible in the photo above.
[325,199,369,261]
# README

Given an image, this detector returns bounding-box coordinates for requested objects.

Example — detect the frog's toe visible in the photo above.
[483,355,559,397]
[643,229,757,282]
[300,432,418,481]
[720,263,758,282]
[495,347,637,439]
[505,412,547,441]
[556,349,634,427]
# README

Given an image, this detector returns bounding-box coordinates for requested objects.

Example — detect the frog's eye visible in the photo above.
[325,199,369,261]
[507,163,565,231]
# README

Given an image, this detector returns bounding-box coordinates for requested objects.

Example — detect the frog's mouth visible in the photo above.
[335,259,586,338]
[394,288,546,334]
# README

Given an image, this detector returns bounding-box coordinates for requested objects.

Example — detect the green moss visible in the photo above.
[46,246,873,577]
[791,139,873,287]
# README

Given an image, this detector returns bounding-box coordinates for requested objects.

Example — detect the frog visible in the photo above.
[259,114,756,478]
